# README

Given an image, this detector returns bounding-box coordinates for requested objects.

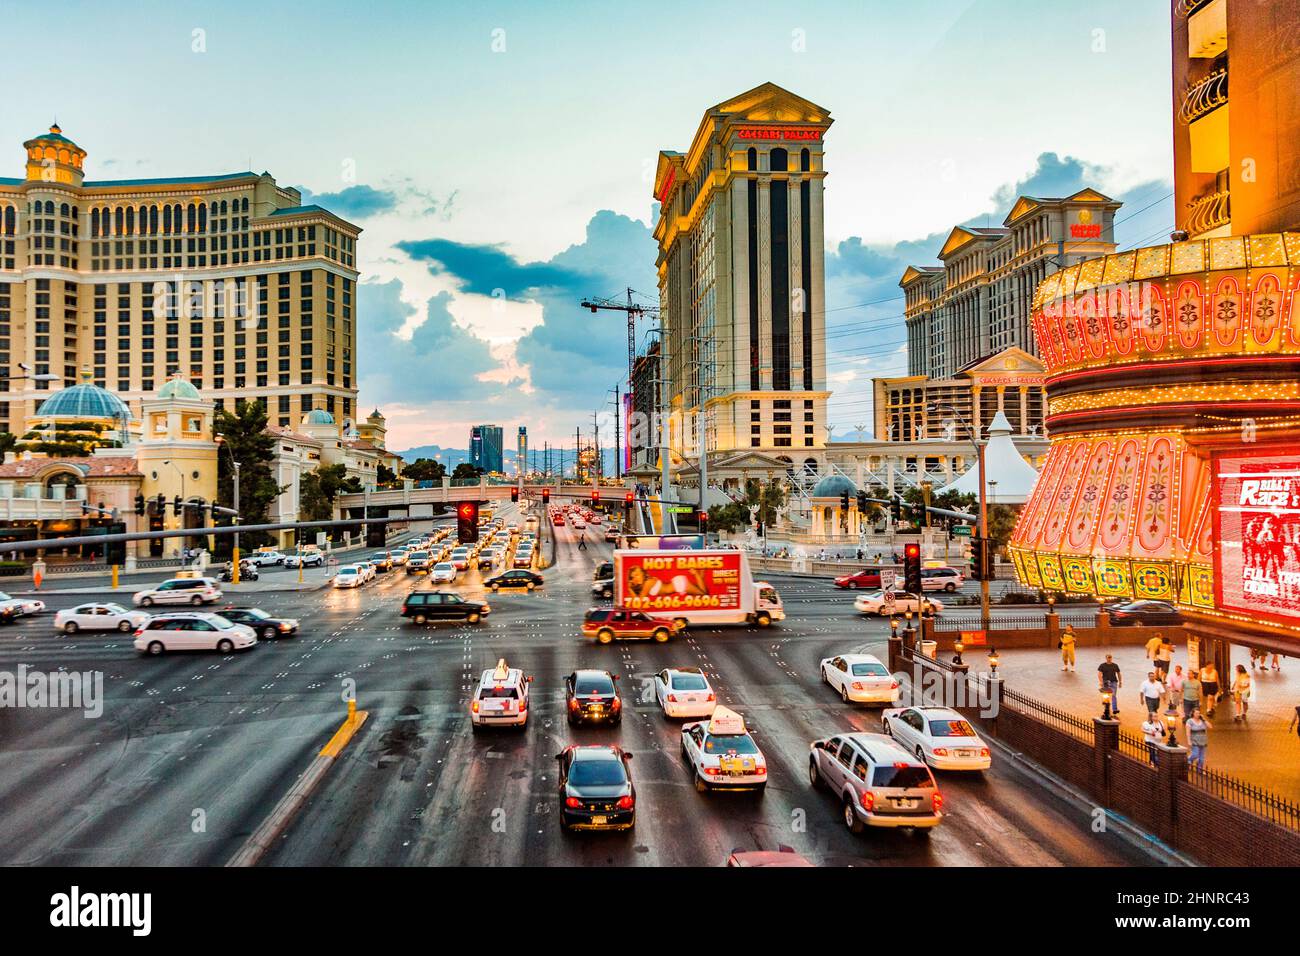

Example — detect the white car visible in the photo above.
[470,658,532,729]
[920,567,965,593]
[654,667,717,719]
[132,577,223,607]
[882,705,992,771]
[354,561,377,583]
[430,562,457,583]
[55,602,151,634]
[852,590,944,616]
[681,706,767,793]
[570,518,586,530]
[0,591,44,616]
[820,653,900,705]
[248,550,285,567]
[389,549,410,567]
[133,612,257,655]
[332,566,363,589]
[284,551,325,568]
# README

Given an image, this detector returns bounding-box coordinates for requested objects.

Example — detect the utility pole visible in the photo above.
[575,426,581,482]
[592,410,601,486]
[610,385,622,480]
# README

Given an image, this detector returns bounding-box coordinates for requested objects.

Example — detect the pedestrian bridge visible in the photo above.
[335,481,629,515]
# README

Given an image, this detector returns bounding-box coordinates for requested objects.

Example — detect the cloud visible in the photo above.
[396,237,588,297]
[297,183,399,219]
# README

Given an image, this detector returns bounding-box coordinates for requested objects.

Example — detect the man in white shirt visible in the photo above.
[1139,671,1165,717]
[1141,715,1167,765]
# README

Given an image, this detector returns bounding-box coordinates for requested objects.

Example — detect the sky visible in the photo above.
[1,0,1175,452]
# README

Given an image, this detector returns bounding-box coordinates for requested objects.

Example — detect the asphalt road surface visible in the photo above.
[0,504,1152,867]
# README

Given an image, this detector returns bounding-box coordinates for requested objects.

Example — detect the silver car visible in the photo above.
[808,732,943,833]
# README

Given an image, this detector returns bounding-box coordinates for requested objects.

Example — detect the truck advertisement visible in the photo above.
[1213,450,1300,626]
[613,548,784,627]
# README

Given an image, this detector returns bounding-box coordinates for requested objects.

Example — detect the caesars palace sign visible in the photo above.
[735,126,823,141]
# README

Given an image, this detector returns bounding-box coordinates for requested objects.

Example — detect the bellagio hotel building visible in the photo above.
[0,125,361,434]
[652,83,831,467]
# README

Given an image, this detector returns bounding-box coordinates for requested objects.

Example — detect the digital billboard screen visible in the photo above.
[1213,451,1300,626]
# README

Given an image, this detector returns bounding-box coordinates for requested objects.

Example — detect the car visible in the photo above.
[592,576,614,599]
[654,667,716,719]
[512,551,534,570]
[133,612,257,656]
[248,550,286,567]
[54,602,151,634]
[406,551,432,574]
[507,522,519,532]
[485,569,544,591]
[470,658,531,729]
[1103,599,1184,626]
[354,561,377,583]
[852,590,944,616]
[333,566,363,589]
[389,549,410,567]
[581,608,681,644]
[132,577,223,607]
[0,591,44,617]
[882,706,992,771]
[284,551,325,568]
[681,706,767,793]
[552,514,566,526]
[369,552,393,572]
[588,514,602,525]
[920,567,964,593]
[401,590,490,625]
[725,847,814,867]
[819,653,900,705]
[571,518,586,530]
[555,745,635,832]
[565,669,622,725]
[215,606,300,640]
[430,562,457,583]
[833,569,884,590]
[603,527,620,542]
[808,732,943,832]
[593,561,613,581]
[449,548,472,570]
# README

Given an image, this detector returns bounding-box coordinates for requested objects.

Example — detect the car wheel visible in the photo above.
[190,595,203,606]
[841,685,850,704]
[652,628,670,643]
[467,612,481,625]
[809,757,821,789]
[694,775,710,794]
[945,583,957,592]
[63,621,79,634]
[597,628,615,645]
[141,597,154,607]
[526,582,535,591]
[843,797,864,834]
[217,638,234,654]
[491,584,500,591]
[147,640,165,656]
[118,620,132,632]
[262,626,277,641]
[755,612,772,628]
[821,665,828,685]
[413,614,427,625]
[849,582,858,589]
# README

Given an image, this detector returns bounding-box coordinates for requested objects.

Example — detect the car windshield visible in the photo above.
[338,568,357,576]
[210,617,235,630]
[929,719,976,737]
[568,758,626,787]
[237,609,270,620]
[410,552,428,560]
[434,563,453,571]
[871,765,935,788]
[703,734,760,755]
[574,676,615,695]
[851,662,889,676]
[671,674,708,690]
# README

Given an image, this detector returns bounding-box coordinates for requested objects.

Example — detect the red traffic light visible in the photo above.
[624,491,634,504]
[460,502,476,519]
[510,487,519,503]
[541,489,550,502]
[904,543,920,559]
[591,491,600,503]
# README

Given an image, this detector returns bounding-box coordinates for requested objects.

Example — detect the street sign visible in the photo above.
[952,525,972,536]
[316,531,327,547]
[879,569,896,590]
[667,506,694,513]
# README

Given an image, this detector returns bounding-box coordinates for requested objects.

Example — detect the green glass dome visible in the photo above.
[35,381,131,421]
[303,409,335,426]
[812,474,858,498]
[158,378,200,400]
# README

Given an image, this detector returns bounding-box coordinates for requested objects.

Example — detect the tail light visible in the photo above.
[932,792,944,813]
[616,795,634,810]
[704,767,722,776]
[667,694,678,703]
[933,748,949,757]
[568,699,580,711]
[851,682,865,691]
[519,697,527,711]
[611,698,621,711]
[860,790,875,811]
[565,797,582,809]
[706,693,716,702]
[133,628,143,637]
[754,766,767,776]
[471,700,480,713]
[890,680,900,689]
[980,748,990,757]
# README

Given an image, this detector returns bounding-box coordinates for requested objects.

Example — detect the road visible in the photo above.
[0,504,1151,867]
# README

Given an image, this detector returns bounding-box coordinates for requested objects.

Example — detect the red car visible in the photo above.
[834,569,884,589]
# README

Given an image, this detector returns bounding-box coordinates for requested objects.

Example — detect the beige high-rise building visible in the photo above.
[651,83,831,470]
[0,124,361,436]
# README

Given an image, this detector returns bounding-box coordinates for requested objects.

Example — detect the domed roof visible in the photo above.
[302,408,335,426]
[812,473,858,499]
[35,378,131,421]
[158,377,200,400]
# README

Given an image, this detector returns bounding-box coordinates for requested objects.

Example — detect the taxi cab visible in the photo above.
[470,658,532,731]
[680,706,767,794]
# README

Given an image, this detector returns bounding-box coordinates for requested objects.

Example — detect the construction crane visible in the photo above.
[580,288,659,403]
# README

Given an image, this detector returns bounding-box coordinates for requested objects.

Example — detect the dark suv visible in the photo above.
[401,591,491,625]
[565,669,622,726]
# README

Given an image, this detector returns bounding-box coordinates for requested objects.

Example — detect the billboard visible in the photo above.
[619,551,742,612]
[1213,451,1300,626]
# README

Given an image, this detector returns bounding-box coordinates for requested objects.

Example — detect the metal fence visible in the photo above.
[1188,765,1300,833]
[1000,685,1096,745]
[1117,728,1153,764]
[938,607,1097,630]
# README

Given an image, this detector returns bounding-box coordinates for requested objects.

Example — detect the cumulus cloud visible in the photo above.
[297,183,400,219]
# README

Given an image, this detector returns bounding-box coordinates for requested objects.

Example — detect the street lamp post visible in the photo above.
[929,402,991,637]
[215,436,242,584]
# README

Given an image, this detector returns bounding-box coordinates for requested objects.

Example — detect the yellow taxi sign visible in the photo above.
[492,658,511,681]
[707,705,746,736]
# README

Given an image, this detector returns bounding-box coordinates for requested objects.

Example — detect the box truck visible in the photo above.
[612,548,785,628]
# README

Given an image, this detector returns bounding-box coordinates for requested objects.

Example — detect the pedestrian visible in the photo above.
[1271,651,1282,672]
[1290,705,1300,739]
[1181,668,1202,721]
[577,533,587,551]
[1145,631,1163,668]
[1139,670,1165,718]
[1154,634,1173,679]
[856,548,863,562]
[1199,661,1220,717]
[1167,664,1185,715]
[1186,709,1211,770]
[1059,624,1077,672]
[1231,664,1252,722]
[1141,712,1167,765]
[1098,654,1122,715]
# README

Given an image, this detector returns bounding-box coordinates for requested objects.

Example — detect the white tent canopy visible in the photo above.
[937,410,1040,504]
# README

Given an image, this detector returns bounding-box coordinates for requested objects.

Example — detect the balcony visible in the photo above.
[1185,189,1231,237]
[1179,67,1228,124]
[1175,0,1212,18]
[1181,0,1227,59]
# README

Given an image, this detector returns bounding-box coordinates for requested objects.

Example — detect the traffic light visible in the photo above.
[173,495,183,516]
[104,522,127,567]
[903,542,922,594]
[890,498,901,523]
[541,488,550,504]
[457,501,480,543]
[970,536,996,581]
[590,490,600,506]
[856,490,869,513]
[155,494,165,516]
[366,521,387,548]
[134,493,145,516]
[840,490,850,512]
[698,510,709,534]
[624,490,634,512]
[510,487,519,503]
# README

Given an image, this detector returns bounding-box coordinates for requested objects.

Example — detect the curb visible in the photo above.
[226,709,369,868]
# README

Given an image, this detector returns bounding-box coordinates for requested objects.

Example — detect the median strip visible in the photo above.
[226,701,369,867]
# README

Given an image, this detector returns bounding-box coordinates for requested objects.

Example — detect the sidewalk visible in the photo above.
[993,643,1300,798]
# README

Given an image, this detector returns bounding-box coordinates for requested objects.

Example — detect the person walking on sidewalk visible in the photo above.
[1290,704,1300,740]
[1140,671,1166,718]
[1231,664,1253,722]
[1200,661,1220,717]
[1167,664,1185,716]
[1141,712,1167,765]
[1154,634,1174,679]
[1186,709,1211,770]
[1181,669,1202,721]
[1145,631,1164,676]
[1059,624,1077,672]
[1098,655,1122,715]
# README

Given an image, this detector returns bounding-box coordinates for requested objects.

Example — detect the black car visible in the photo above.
[594,561,613,582]
[484,569,544,591]
[1104,600,1184,626]
[401,590,490,625]
[565,669,622,725]
[215,606,300,640]
[555,745,635,832]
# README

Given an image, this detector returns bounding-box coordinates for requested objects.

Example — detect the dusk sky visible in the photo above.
[3,0,1175,451]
